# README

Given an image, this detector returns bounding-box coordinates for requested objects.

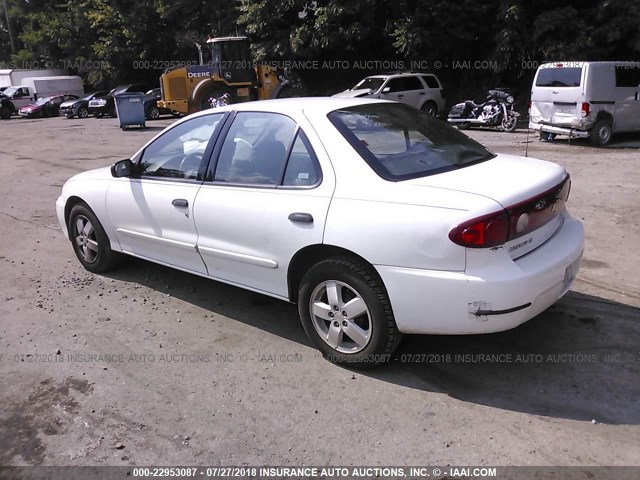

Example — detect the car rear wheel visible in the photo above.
[421,101,438,116]
[78,107,89,118]
[298,257,401,367]
[68,203,122,273]
[590,119,613,146]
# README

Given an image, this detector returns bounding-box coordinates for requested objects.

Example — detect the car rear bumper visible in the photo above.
[88,105,110,115]
[375,211,584,334]
[529,121,590,138]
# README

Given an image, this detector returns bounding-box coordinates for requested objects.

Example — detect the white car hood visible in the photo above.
[405,154,567,207]
[331,89,373,98]
[67,166,114,183]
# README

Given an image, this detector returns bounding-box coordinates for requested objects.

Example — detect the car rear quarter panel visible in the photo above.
[305,111,501,271]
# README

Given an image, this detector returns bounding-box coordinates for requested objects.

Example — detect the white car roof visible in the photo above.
[188,97,395,120]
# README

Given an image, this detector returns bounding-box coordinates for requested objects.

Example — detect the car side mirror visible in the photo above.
[382,87,391,94]
[111,159,136,178]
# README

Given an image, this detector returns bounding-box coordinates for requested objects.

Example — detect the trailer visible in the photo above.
[0,69,66,88]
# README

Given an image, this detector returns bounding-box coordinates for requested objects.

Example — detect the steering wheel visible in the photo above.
[179,153,203,179]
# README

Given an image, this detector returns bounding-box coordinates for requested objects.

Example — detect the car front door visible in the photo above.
[379,77,424,108]
[193,111,334,298]
[105,113,226,274]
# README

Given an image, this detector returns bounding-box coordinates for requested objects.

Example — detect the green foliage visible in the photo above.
[0,0,638,90]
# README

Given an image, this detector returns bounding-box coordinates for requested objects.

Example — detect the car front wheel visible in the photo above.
[68,203,122,273]
[147,106,160,120]
[78,107,89,118]
[298,257,401,367]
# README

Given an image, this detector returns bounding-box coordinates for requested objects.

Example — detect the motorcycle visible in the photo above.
[447,89,519,132]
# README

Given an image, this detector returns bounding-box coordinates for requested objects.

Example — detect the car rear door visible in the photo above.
[105,113,226,274]
[530,64,585,126]
[193,111,334,298]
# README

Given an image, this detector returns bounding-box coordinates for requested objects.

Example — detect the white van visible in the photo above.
[529,61,640,146]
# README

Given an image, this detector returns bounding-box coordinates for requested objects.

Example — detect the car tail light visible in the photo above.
[581,102,590,118]
[449,211,509,248]
[449,176,571,249]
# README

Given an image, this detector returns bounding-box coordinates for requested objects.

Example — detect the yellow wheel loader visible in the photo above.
[158,36,305,115]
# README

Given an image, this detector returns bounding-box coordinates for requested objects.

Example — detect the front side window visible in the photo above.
[329,103,495,181]
[213,112,297,185]
[384,78,408,93]
[139,113,224,180]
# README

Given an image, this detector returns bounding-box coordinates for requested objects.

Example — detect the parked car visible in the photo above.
[530,61,640,146]
[18,94,78,118]
[60,91,109,119]
[143,88,180,120]
[332,72,445,115]
[88,84,149,117]
[56,98,584,366]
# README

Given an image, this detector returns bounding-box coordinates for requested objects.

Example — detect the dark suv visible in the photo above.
[88,84,150,117]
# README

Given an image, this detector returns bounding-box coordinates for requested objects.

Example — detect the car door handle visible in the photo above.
[172,198,189,207]
[397,94,404,99]
[419,92,425,95]
[288,212,313,223]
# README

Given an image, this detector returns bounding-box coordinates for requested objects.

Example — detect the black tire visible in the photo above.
[298,256,401,367]
[421,101,438,116]
[1,106,12,119]
[78,107,89,118]
[68,203,122,273]
[501,112,518,132]
[590,119,613,146]
[147,106,160,120]
[199,87,235,110]
[274,85,306,99]
[94,113,103,118]
[457,122,471,130]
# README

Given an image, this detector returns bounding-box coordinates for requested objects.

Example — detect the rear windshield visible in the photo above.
[328,103,495,181]
[536,67,582,87]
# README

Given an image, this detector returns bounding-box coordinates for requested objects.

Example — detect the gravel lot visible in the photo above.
[0,114,638,467]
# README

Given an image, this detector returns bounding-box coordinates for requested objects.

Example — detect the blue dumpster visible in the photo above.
[114,93,146,130]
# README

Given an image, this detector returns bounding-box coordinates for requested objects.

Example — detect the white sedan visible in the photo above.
[56,98,584,366]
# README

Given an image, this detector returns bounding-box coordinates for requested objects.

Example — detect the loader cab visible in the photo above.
[208,36,257,85]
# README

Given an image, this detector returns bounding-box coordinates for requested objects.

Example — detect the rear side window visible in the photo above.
[615,65,640,87]
[421,75,440,89]
[329,103,495,181]
[536,68,582,87]
[282,131,321,187]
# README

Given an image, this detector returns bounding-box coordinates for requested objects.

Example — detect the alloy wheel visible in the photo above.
[309,280,372,354]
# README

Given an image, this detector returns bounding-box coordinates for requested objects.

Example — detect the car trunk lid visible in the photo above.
[406,154,570,258]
